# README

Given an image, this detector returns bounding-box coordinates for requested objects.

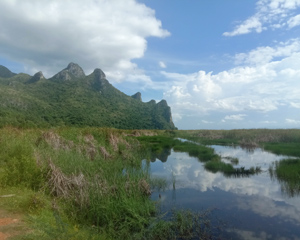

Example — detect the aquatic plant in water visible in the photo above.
[269,158,300,197]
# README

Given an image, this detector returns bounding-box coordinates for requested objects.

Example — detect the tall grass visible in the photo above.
[0,127,158,239]
[138,135,220,162]
[177,129,300,144]
[176,129,300,157]
[269,158,300,197]
[263,143,300,157]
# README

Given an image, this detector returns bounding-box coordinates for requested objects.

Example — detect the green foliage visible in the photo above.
[0,69,176,130]
[205,161,235,173]
[176,129,300,147]
[205,160,262,177]
[270,158,300,197]
[173,142,220,162]
[138,136,220,162]
[264,143,300,157]
[0,129,46,189]
[139,208,219,240]
[0,127,157,239]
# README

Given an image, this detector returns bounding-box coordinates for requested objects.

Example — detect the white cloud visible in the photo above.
[286,118,300,124]
[234,39,300,65]
[201,120,214,124]
[223,16,263,37]
[224,0,300,36]
[290,102,300,108]
[0,0,170,83]
[224,114,247,121]
[260,120,277,124]
[159,61,167,68]
[162,39,300,127]
[288,14,300,28]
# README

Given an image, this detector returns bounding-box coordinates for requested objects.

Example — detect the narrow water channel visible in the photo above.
[147,145,300,240]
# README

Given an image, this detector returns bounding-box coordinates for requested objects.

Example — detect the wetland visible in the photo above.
[0,128,299,239]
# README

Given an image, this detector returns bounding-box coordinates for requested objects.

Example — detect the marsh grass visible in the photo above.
[223,156,239,165]
[138,135,220,162]
[0,127,161,239]
[263,143,300,157]
[269,158,300,197]
[140,208,221,240]
[173,142,220,162]
[176,129,300,152]
[150,177,168,192]
[205,160,261,177]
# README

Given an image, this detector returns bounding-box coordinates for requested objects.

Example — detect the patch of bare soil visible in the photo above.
[0,209,26,240]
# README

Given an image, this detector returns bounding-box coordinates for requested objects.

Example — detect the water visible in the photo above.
[148,145,300,240]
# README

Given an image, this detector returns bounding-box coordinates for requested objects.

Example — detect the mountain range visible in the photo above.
[0,63,176,129]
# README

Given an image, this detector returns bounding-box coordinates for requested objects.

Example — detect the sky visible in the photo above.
[0,0,300,130]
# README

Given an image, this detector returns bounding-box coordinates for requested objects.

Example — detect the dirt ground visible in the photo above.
[0,209,25,240]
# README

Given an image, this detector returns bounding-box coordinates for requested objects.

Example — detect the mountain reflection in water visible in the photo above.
[147,145,300,240]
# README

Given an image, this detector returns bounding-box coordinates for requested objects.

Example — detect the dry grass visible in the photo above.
[37,131,74,150]
[138,179,151,196]
[47,160,88,207]
[99,146,111,160]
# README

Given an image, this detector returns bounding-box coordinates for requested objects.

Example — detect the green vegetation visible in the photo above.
[263,143,300,157]
[137,135,220,162]
[177,129,300,157]
[0,127,157,239]
[269,158,300,197]
[143,209,219,240]
[0,127,222,239]
[0,64,176,130]
[2,126,300,238]
[205,160,261,177]
[223,156,239,165]
[205,161,235,173]
[173,142,220,162]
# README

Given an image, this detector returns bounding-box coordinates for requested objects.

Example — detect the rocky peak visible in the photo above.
[93,68,106,80]
[0,65,16,78]
[28,71,45,83]
[156,99,175,127]
[131,92,142,101]
[90,68,109,91]
[66,62,85,78]
[157,99,168,107]
[34,71,45,79]
[52,62,85,80]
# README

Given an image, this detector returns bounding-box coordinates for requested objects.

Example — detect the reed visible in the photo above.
[0,127,159,239]
[269,158,300,197]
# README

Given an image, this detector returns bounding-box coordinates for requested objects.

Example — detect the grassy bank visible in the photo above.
[269,158,300,197]
[176,129,300,157]
[137,135,220,162]
[0,127,160,239]
[0,127,224,239]
[2,127,299,238]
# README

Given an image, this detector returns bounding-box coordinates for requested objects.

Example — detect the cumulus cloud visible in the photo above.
[202,120,214,124]
[162,39,300,127]
[224,114,247,121]
[234,38,300,65]
[0,0,170,82]
[159,61,167,68]
[224,0,300,36]
[287,14,300,28]
[286,118,300,124]
[223,16,263,37]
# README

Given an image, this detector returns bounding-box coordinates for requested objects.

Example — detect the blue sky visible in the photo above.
[0,0,300,129]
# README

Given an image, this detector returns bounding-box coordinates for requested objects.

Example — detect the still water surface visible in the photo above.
[148,145,300,240]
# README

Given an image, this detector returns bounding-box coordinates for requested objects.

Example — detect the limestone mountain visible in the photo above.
[0,63,176,129]
[0,65,16,78]
[131,92,142,101]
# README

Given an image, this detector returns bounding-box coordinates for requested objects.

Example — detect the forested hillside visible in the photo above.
[0,63,176,129]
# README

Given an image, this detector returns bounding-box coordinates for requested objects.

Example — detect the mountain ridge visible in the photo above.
[0,63,176,130]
